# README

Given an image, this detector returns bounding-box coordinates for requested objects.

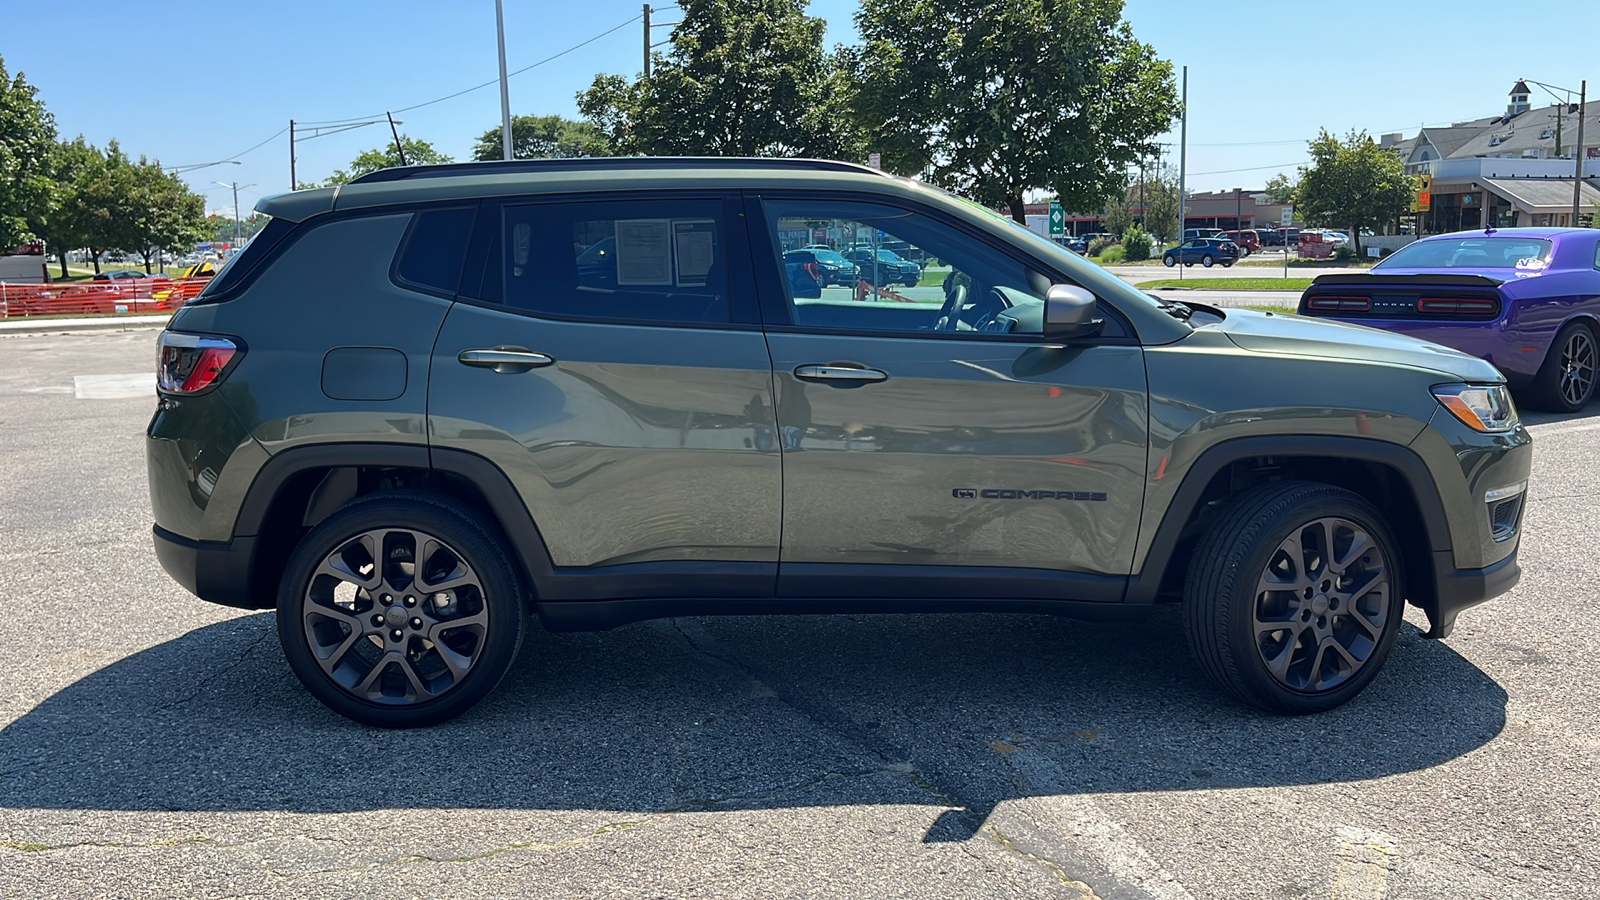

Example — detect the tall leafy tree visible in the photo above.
[472,114,611,161]
[0,56,57,249]
[28,136,105,277]
[323,135,452,186]
[1263,172,1297,206]
[104,156,206,272]
[854,0,1178,223]
[578,0,859,158]
[1294,130,1415,257]
[1140,171,1182,245]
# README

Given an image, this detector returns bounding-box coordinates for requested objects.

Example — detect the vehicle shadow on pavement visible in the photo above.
[0,607,1504,843]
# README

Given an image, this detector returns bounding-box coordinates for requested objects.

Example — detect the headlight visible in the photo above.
[1432,383,1519,433]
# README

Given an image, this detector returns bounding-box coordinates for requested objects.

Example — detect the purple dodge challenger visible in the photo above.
[1298,228,1600,411]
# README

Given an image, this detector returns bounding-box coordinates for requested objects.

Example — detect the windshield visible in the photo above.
[876,249,905,262]
[1377,237,1553,270]
[813,249,849,265]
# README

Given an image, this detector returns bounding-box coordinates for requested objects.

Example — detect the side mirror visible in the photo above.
[1044,284,1103,338]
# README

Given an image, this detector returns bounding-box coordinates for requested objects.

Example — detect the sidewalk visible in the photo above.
[0,314,169,334]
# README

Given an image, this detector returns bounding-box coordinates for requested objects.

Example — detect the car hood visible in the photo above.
[1211,308,1504,381]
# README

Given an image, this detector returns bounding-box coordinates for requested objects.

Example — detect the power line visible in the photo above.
[1190,161,1308,176]
[298,14,643,128]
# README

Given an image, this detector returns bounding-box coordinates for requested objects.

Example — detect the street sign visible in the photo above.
[1048,202,1065,236]
[867,152,881,169]
[1280,206,1293,226]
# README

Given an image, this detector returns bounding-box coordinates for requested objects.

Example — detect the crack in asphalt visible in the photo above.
[158,626,274,710]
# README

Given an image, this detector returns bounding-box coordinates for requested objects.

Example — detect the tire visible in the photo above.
[1183,480,1404,715]
[1202,255,1215,268]
[1525,320,1597,413]
[1222,260,1235,268]
[1164,256,1177,267]
[276,493,526,727]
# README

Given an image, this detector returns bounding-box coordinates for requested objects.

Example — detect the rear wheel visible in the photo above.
[1163,255,1177,267]
[277,494,525,727]
[1184,481,1404,714]
[1526,320,1597,412]
[1202,255,1215,268]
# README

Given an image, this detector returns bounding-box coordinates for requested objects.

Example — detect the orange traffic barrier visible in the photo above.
[0,277,210,318]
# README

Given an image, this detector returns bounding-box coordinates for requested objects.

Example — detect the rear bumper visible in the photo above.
[153,525,265,609]
[1419,547,1520,639]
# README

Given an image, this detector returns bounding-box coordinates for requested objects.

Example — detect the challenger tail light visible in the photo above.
[157,331,241,394]
[1305,296,1371,311]
[1417,297,1499,315]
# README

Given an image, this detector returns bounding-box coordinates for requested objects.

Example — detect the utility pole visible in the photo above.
[1575,80,1588,225]
[494,0,513,161]
[289,119,296,189]
[643,4,652,77]
[1178,66,1187,281]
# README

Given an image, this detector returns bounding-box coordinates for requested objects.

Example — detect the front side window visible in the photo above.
[764,199,1053,335]
[498,197,729,325]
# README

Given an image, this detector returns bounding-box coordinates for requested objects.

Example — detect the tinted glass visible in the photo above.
[500,197,728,325]
[395,207,475,294]
[1377,237,1554,270]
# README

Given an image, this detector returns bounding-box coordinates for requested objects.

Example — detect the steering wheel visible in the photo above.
[934,283,967,332]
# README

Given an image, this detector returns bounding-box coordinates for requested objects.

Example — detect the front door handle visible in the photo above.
[458,347,554,374]
[794,364,888,383]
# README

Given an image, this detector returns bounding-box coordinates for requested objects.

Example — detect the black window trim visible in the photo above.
[387,202,480,300]
[455,190,763,331]
[743,189,1138,345]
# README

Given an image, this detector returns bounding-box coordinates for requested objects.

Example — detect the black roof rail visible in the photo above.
[347,156,882,185]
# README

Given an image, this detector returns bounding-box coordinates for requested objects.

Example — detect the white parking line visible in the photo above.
[1525,420,1600,437]
[73,373,155,400]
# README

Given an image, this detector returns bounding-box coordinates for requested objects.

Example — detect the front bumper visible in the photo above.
[153,525,265,609]
[1421,548,1520,639]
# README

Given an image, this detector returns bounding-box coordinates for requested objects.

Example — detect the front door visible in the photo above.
[429,192,780,598]
[752,195,1149,601]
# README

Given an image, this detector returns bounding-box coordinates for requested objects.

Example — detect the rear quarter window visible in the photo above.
[393,206,477,296]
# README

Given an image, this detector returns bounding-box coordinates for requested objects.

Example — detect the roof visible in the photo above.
[1415,123,1495,160]
[1447,103,1598,159]
[1480,177,1600,213]
[1510,80,1531,96]
[1416,226,1594,241]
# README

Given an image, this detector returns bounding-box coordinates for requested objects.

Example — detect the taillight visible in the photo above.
[1418,297,1499,315]
[1306,296,1372,311]
[157,332,241,394]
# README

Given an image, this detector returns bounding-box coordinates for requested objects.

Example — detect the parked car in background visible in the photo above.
[1163,238,1240,268]
[1224,230,1260,255]
[1298,227,1600,411]
[784,248,859,286]
[93,270,158,283]
[841,245,922,287]
[1182,228,1226,242]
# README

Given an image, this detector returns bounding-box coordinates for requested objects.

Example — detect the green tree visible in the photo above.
[472,114,611,161]
[27,136,105,277]
[1263,172,1297,206]
[0,56,57,250]
[1141,172,1182,245]
[1294,130,1415,257]
[853,0,1178,223]
[323,135,452,186]
[578,0,859,158]
[99,154,206,272]
[1101,192,1134,238]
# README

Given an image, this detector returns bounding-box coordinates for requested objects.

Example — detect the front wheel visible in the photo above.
[277,494,526,727]
[1184,481,1404,714]
[1201,255,1215,268]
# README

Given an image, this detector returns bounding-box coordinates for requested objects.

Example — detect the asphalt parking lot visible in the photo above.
[1,326,1596,899]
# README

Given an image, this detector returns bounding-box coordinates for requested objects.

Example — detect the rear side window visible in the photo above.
[498,197,730,325]
[394,206,476,295]
[192,217,296,302]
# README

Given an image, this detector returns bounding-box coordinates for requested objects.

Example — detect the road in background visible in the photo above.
[1,329,1595,898]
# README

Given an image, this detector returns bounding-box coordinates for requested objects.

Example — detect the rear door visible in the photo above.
[750,193,1149,601]
[428,192,780,598]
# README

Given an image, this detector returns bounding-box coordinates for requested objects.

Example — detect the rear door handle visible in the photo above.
[794,364,888,383]
[458,347,554,373]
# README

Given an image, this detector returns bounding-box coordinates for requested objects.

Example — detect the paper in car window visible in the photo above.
[673,219,716,287]
[512,222,531,276]
[614,219,673,285]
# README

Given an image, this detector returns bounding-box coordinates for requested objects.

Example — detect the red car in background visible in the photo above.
[1223,230,1260,255]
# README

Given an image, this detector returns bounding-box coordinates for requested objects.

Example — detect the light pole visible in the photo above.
[494,0,513,161]
[214,182,256,251]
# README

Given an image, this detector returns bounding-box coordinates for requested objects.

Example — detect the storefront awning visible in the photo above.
[1481,177,1600,214]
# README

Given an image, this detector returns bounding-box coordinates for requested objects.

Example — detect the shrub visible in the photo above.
[1121,227,1153,262]
[1333,245,1355,261]
[1098,244,1125,264]
[1087,236,1117,257]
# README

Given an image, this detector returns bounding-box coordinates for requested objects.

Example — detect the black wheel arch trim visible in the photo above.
[1125,435,1453,606]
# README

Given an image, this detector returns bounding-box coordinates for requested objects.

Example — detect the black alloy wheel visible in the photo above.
[277,494,525,727]
[1184,481,1404,714]
[1528,321,1598,412]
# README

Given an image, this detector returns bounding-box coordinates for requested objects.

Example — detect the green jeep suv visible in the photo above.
[147,158,1531,727]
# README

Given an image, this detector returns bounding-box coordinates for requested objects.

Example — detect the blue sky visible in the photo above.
[3,0,1594,215]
